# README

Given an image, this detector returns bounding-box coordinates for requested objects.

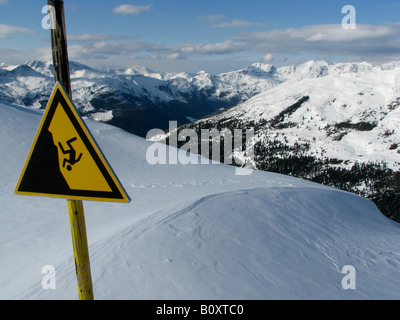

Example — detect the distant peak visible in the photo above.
[251,62,275,72]
[236,63,277,77]
[26,60,45,67]
[381,61,400,70]
[300,59,329,66]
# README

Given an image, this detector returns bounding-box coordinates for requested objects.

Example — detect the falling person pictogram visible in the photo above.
[58,137,83,171]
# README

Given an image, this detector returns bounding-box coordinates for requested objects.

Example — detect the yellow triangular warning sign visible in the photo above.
[15,82,130,203]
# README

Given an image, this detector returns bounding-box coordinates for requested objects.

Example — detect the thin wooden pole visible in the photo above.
[48,0,94,300]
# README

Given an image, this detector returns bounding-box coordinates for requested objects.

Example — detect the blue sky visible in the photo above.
[1,0,400,73]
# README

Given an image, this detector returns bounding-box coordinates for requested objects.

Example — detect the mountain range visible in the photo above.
[1,59,399,220]
[0,60,279,136]
[1,59,399,146]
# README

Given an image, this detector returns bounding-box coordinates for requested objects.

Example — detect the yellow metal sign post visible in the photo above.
[49,0,94,300]
[68,200,93,300]
[15,0,130,300]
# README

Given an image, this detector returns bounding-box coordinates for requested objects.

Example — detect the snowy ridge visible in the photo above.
[0,101,399,299]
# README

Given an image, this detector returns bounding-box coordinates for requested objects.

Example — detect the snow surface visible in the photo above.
[0,102,400,300]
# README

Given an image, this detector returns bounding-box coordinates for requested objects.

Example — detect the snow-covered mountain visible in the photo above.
[3,59,399,143]
[172,60,400,170]
[0,60,280,136]
[1,101,400,300]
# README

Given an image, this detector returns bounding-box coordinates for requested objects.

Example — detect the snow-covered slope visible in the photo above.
[184,60,400,171]
[0,101,399,300]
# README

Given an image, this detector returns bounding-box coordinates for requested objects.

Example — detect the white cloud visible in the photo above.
[68,34,137,42]
[200,14,263,29]
[213,19,264,28]
[178,40,246,55]
[199,15,225,23]
[0,24,34,39]
[33,47,52,61]
[40,23,400,72]
[69,34,117,41]
[113,4,152,15]
[67,38,246,62]
[67,40,168,61]
[263,53,275,62]
[239,24,400,46]
[235,23,400,62]
[0,46,51,64]
[167,53,182,60]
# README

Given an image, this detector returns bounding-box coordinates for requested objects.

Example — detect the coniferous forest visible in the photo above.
[253,147,400,222]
